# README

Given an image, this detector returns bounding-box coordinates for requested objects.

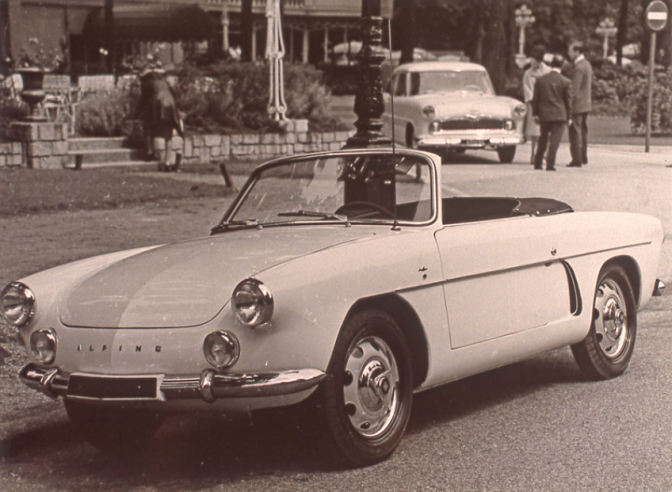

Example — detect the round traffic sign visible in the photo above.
[646,0,668,31]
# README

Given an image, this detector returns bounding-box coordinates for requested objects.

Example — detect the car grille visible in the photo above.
[68,375,157,399]
[439,119,508,131]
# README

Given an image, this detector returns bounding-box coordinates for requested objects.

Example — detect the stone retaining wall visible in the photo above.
[2,122,69,169]
[154,120,354,164]
[0,119,354,168]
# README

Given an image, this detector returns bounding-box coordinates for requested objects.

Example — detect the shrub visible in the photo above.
[74,61,344,137]
[174,61,345,133]
[626,66,672,134]
[76,87,139,137]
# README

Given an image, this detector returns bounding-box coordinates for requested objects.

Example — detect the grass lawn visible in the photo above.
[0,162,258,217]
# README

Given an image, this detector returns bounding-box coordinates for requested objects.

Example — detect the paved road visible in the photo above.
[1,142,671,492]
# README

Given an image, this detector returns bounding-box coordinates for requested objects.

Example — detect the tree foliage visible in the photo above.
[390,0,668,93]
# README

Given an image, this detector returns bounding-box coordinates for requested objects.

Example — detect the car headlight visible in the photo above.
[513,104,526,117]
[422,106,436,118]
[30,329,57,364]
[1,282,36,327]
[231,278,274,328]
[203,331,240,369]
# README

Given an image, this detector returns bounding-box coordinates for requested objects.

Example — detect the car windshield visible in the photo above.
[222,153,434,228]
[410,70,493,95]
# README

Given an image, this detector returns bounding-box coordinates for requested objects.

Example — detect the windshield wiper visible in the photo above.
[277,210,348,222]
[211,219,259,234]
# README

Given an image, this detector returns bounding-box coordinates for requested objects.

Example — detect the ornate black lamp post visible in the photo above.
[344,0,394,149]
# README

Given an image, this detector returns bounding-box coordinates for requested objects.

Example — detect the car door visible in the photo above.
[434,215,571,349]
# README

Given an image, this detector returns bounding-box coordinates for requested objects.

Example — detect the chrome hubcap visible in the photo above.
[343,336,400,439]
[594,279,628,359]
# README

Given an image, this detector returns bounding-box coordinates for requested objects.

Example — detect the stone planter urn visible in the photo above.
[18,68,47,121]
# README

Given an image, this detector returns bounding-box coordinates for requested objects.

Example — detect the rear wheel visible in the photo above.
[65,400,164,452]
[319,310,413,466]
[497,145,516,163]
[571,265,637,380]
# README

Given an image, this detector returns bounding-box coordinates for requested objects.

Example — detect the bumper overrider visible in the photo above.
[20,364,326,403]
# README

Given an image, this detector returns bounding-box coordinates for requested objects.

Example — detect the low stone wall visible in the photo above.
[0,142,23,167]
[2,122,69,169]
[154,120,354,164]
[0,119,354,168]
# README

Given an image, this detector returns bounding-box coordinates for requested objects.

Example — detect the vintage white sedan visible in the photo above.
[2,148,665,466]
[382,61,527,163]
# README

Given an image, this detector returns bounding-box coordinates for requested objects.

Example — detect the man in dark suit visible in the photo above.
[531,55,572,171]
[566,41,592,167]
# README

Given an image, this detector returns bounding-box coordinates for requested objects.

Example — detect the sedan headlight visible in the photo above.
[231,278,274,328]
[513,104,526,117]
[1,282,36,327]
[30,329,57,364]
[203,331,240,369]
[422,106,436,118]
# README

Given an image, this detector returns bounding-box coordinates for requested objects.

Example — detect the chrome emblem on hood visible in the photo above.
[77,344,162,353]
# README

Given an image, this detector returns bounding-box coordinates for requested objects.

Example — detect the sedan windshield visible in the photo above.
[410,70,493,95]
[223,153,434,227]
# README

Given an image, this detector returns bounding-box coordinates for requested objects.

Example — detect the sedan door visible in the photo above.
[435,216,571,349]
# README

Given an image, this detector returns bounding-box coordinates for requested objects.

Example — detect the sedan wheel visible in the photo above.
[571,265,637,380]
[320,310,413,466]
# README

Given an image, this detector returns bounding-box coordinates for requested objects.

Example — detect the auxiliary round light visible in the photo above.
[1,282,36,327]
[231,278,274,328]
[504,120,515,131]
[203,331,240,369]
[429,121,440,134]
[30,329,57,365]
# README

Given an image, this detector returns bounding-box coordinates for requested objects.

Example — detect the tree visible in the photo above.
[241,0,253,62]
[396,0,417,65]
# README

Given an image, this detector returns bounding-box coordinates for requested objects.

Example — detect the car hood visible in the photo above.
[60,226,370,329]
[419,93,515,119]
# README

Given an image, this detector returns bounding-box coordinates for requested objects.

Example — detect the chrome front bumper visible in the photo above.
[418,134,524,148]
[19,364,326,403]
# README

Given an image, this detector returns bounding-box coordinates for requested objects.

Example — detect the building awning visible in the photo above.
[84,5,216,42]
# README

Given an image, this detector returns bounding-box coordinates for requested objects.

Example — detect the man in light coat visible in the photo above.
[566,41,592,167]
[532,55,572,171]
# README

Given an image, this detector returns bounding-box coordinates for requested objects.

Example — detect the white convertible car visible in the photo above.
[382,61,527,163]
[2,149,665,466]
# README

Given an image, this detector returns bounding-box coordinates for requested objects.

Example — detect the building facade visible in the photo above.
[0,0,364,75]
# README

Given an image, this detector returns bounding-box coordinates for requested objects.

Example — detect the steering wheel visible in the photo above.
[335,201,395,219]
[462,85,482,92]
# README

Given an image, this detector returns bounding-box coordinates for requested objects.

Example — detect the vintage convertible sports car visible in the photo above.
[2,148,665,466]
[381,61,527,163]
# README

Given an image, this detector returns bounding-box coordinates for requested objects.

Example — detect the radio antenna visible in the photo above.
[387,18,396,155]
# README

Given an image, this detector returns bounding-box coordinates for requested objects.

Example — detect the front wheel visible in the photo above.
[319,310,413,466]
[65,400,164,452]
[571,265,637,380]
[497,145,516,163]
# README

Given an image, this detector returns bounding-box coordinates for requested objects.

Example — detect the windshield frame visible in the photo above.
[214,149,439,233]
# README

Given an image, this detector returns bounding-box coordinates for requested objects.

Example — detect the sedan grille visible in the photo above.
[439,119,508,131]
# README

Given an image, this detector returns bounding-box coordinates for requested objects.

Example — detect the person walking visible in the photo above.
[522,45,551,164]
[136,68,184,172]
[566,41,592,167]
[531,55,572,171]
